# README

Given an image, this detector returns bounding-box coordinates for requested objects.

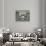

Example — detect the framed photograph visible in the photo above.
[16,10,30,21]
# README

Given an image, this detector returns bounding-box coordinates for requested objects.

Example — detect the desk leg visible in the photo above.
[13,42,14,45]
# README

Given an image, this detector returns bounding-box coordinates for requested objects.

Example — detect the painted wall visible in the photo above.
[0,0,3,33]
[0,0,3,28]
[4,0,42,32]
[42,0,46,37]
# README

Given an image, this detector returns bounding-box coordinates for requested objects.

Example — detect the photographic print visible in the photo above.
[16,10,30,21]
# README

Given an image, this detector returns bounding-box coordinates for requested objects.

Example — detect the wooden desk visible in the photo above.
[6,41,40,46]
[9,37,37,45]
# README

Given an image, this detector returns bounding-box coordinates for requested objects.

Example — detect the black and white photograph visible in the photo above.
[0,0,46,46]
[16,10,30,21]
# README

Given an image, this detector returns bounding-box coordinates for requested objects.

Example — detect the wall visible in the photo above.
[0,0,3,28]
[4,0,42,32]
[42,0,46,37]
[0,0,3,33]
